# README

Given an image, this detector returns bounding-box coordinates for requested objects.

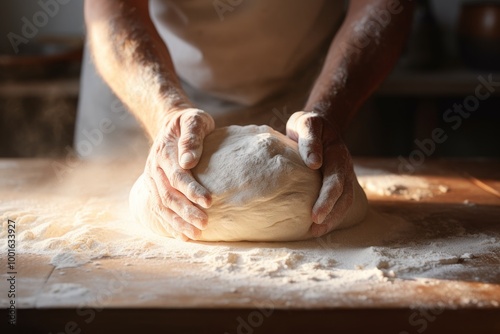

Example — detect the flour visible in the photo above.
[355,166,449,200]
[50,252,92,269]
[1,160,499,307]
[37,283,90,306]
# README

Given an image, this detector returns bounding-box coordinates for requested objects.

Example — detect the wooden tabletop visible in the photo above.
[1,158,499,334]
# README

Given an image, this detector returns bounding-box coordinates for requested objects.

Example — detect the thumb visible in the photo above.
[178,109,215,169]
[294,113,323,170]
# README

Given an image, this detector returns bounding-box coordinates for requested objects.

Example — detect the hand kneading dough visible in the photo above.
[129,125,368,242]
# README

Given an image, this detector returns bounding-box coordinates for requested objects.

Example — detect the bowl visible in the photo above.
[458,1,500,70]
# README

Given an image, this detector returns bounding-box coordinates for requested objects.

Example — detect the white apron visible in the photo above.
[75,0,346,157]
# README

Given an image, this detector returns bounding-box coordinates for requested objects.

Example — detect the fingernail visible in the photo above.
[314,212,326,225]
[197,197,210,208]
[186,228,201,240]
[191,215,207,229]
[180,152,195,166]
[307,152,321,166]
[190,207,207,221]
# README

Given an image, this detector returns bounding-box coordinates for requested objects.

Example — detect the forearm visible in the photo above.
[85,0,190,138]
[305,0,415,131]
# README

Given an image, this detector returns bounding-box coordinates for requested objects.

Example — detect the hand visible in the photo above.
[286,111,355,237]
[143,108,215,241]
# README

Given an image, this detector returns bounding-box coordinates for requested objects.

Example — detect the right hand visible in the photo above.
[286,111,355,237]
[143,108,215,241]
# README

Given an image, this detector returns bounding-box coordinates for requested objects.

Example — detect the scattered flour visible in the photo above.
[1,161,499,307]
[50,252,92,269]
[37,283,90,306]
[355,166,449,200]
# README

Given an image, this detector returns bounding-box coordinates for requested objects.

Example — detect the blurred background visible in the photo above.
[0,0,83,157]
[0,0,499,157]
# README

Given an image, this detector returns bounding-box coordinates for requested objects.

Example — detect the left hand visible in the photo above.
[286,111,355,237]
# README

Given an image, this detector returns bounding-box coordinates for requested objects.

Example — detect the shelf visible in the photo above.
[1,68,499,99]
[377,67,500,97]
[0,78,80,98]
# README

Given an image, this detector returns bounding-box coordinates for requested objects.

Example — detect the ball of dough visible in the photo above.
[129,125,367,242]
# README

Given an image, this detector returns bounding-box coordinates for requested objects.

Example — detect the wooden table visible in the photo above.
[1,158,499,334]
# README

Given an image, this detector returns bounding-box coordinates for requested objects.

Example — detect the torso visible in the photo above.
[76,0,346,157]
[150,0,345,105]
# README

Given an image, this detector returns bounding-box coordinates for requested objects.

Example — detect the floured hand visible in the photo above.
[142,108,215,240]
[287,111,358,237]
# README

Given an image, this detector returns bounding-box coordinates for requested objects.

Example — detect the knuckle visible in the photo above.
[179,133,200,149]
[184,109,204,125]
[181,224,199,239]
[170,214,185,228]
[169,169,184,187]
[291,111,306,122]
[190,179,205,195]
[181,206,195,221]
[297,114,310,129]
[186,181,200,198]
[161,190,175,207]
[299,115,321,139]
[169,169,192,192]
[190,110,204,122]
[152,145,173,165]
[181,109,214,134]
[286,112,304,132]
[182,204,200,219]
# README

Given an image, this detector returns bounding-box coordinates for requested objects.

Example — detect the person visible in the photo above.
[78,0,414,241]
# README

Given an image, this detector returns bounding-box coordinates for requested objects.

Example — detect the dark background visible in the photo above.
[0,0,499,158]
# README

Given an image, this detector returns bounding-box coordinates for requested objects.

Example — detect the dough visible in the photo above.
[129,125,368,242]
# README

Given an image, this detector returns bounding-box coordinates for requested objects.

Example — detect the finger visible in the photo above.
[165,165,212,209]
[312,142,353,224]
[311,181,353,237]
[287,112,323,169]
[312,171,343,225]
[152,206,194,241]
[327,178,354,225]
[153,137,212,208]
[166,210,202,240]
[148,172,208,230]
[158,218,190,241]
[169,228,191,242]
[178,109,215,169]
[310,223,329,238]
[146,181,195,241]
[286,111,306,141]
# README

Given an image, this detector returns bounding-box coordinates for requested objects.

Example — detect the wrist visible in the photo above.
[305,97,354,132]
[151,96,194,137]
[154,105,214,139]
